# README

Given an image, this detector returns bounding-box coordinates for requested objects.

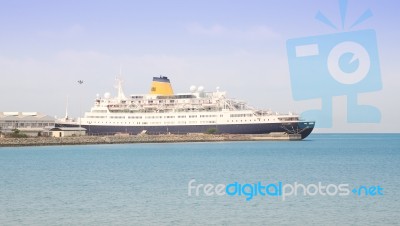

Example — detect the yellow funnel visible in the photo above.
[150,76,174,95]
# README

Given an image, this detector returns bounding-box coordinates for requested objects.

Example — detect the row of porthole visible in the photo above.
[226,119,271,122]
[87,119,276,125]
[87,121,219,125]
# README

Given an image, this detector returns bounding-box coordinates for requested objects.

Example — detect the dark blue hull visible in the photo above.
[56,121,315,139]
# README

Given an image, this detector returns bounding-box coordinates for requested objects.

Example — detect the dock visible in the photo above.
[0,133,302,147]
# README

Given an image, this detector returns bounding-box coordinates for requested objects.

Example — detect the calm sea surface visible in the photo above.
[0,134,399,225]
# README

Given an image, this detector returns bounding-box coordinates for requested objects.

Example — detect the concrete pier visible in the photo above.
[0,133,302,147]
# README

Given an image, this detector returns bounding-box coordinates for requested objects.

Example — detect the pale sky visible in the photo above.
[0,0,398,132]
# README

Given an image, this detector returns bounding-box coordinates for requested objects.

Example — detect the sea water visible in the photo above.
[0,134,399,225]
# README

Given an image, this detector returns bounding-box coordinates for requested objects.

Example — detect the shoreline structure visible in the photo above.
[0,133,301,147]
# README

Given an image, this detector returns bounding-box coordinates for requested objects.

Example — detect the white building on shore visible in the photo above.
[0,112,55,137]
[47,127,86,137]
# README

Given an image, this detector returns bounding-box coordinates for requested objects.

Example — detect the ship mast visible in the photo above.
[115,66,127,101]
[65,95,69,119]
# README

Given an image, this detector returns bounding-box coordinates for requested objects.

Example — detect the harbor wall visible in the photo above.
[0,133,302,147]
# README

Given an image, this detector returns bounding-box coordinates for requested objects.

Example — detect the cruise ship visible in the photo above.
[57,76,315,139]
